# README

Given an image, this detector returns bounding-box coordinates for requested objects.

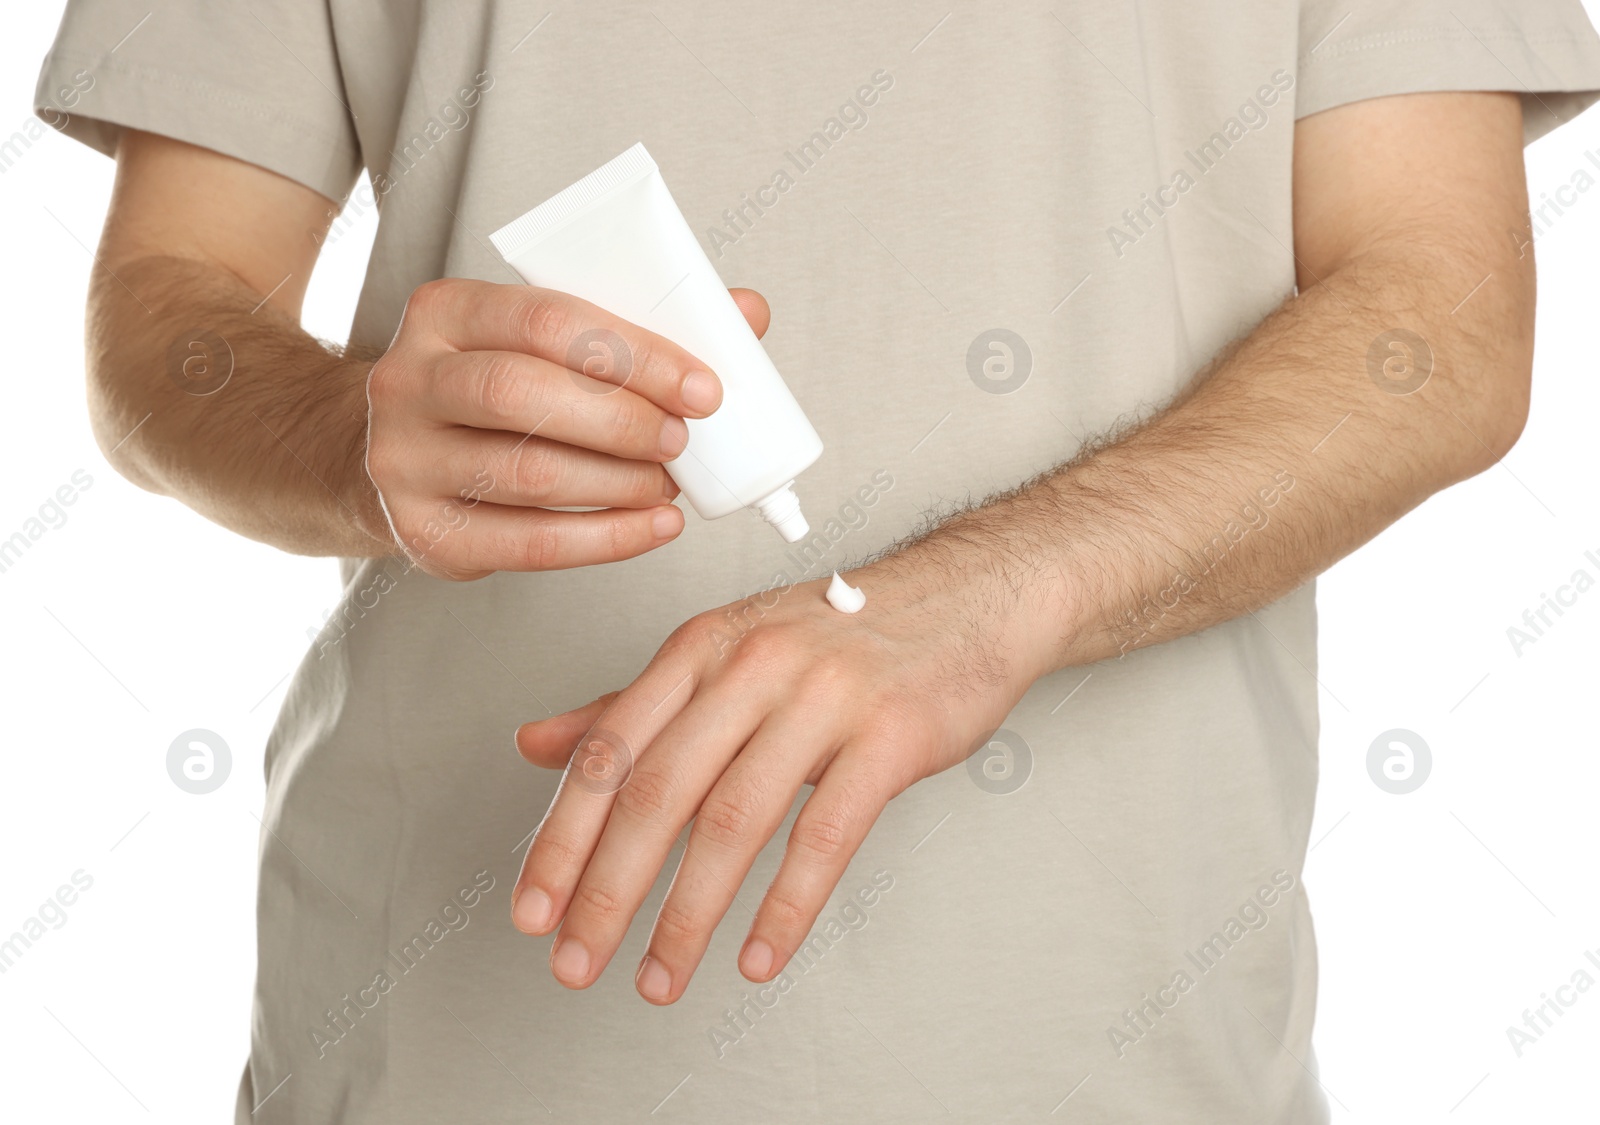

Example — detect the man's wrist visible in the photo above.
[336,357,399,556]
[859,506,1078,688]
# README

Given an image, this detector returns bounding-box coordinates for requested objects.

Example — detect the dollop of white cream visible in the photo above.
[825,571,867,614]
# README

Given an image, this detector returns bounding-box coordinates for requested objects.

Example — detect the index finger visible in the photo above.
[406,278,723,418]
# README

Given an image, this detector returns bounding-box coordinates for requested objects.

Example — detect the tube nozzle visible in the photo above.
[752,482,809,543]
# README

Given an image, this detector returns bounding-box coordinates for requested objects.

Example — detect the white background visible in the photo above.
[2,4,1597,1122]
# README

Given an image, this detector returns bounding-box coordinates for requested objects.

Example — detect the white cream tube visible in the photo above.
[489,143,824,542]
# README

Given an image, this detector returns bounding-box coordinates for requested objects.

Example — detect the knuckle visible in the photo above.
[666,613,717,654]
[862,743,918,797]
[364,438,398,489]
[791,806,854,863]
[512,291,571,349]
[365,357,404,411]
[474,353,526,424]
[572,880,627,924]
[732,626,790,675]
[530,829,586,876]
[404,277,450,322]
[611,400,661,455]
[695,794,758,851]
[518,518,563,571]
[624,334,661,386]
[603,510,637,562]
[761,888,812,935]
[798,660,853,703]
[614,767,678,828]
[507,439,561,501]
[650,899,702,948]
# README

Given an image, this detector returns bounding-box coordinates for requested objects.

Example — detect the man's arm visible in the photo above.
[881,89,1533,670]
[90,130,747,574]
[88,129,380,554]
[509,91,1534,1003]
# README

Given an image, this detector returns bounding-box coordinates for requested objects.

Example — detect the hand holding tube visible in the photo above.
[363,278,768,578]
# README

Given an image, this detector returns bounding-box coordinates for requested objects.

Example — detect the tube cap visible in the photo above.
[751,482,810,543]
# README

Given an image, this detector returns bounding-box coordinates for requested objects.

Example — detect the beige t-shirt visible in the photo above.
[39,2,1600,1121]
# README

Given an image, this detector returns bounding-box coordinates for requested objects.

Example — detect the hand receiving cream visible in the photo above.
[825,572,867,614]
[490,143,824,543]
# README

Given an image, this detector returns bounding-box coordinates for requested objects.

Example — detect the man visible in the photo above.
[38,0,1600,1120]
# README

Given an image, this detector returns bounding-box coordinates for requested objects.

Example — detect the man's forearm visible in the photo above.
[86,253,390,556]
[874,240,1533,678]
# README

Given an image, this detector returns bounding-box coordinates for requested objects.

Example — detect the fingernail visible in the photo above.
[741,938,774,980]
[651,507,682,540]
[636,955,672,1002]
[681,370,719,414]
[659,415,689,458]
[513,724,536,760]
[513,886,552,934]
[551,936,591,984]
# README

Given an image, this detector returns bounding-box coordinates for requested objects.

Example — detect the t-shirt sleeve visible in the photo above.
[1297,0,1600,144]
[33,0,361,202]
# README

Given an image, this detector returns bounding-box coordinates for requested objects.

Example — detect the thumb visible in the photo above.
[728,287,771,339]
[514,692,618,768]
